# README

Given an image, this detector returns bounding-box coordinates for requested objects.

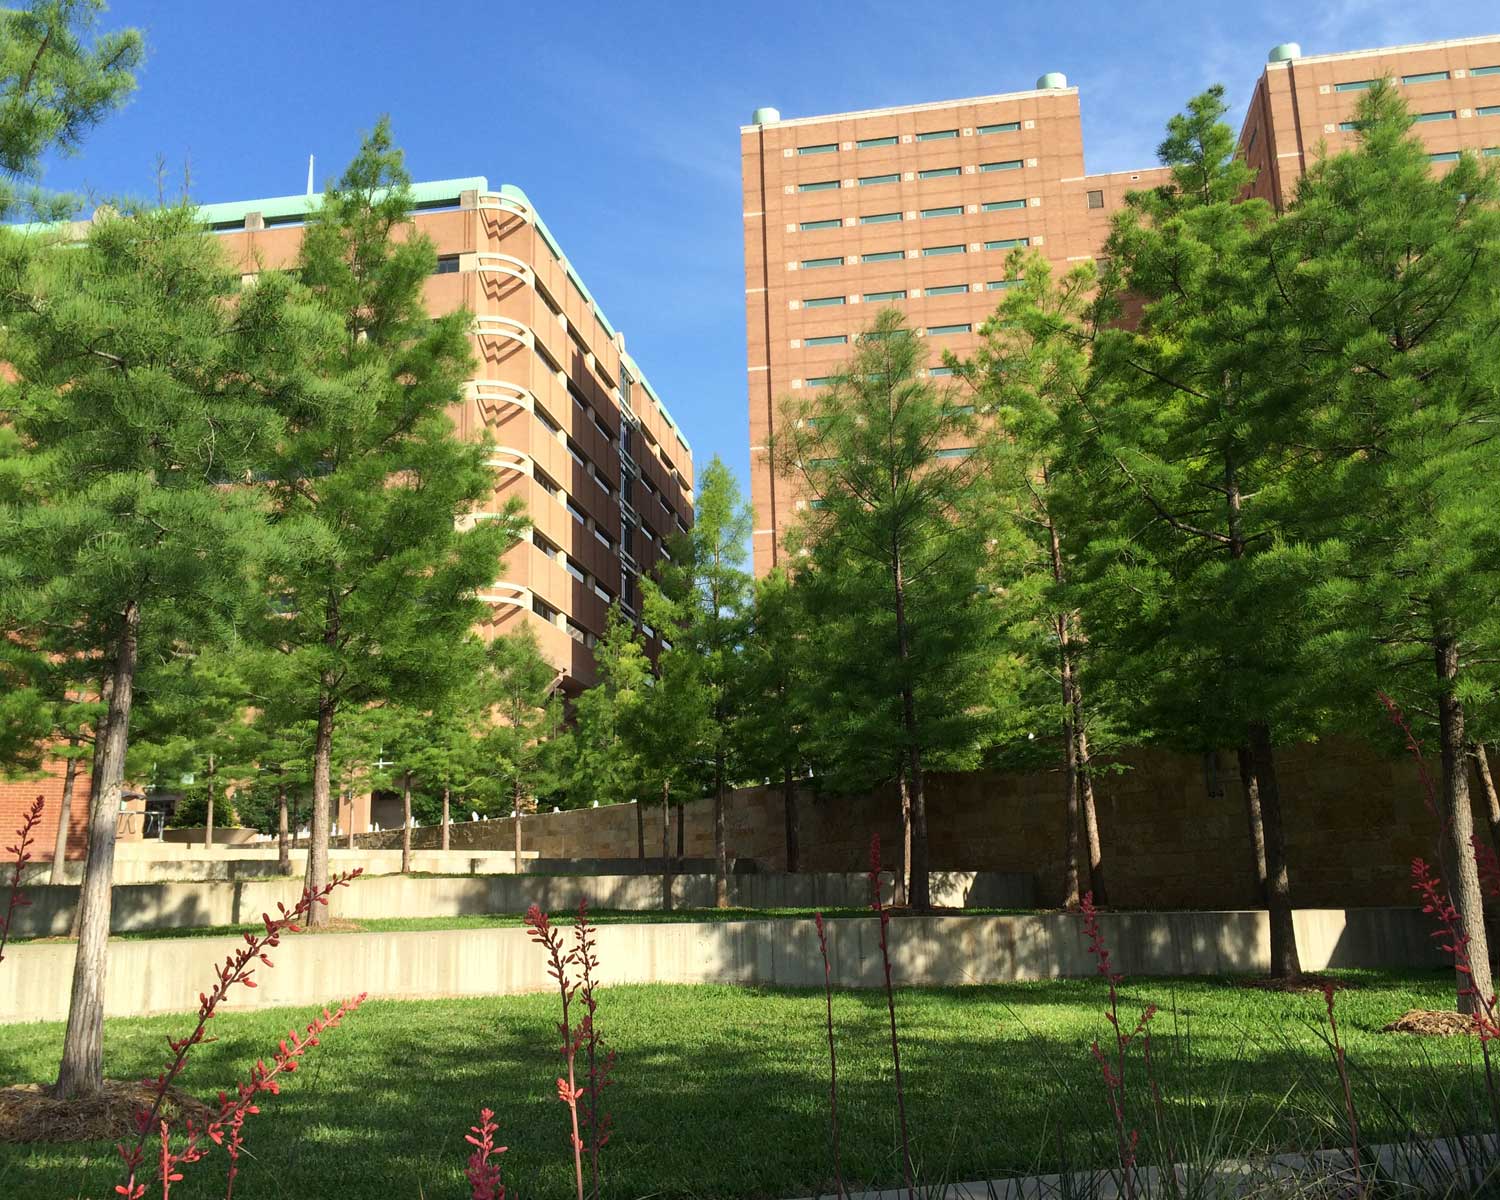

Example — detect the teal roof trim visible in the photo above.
[193,176,488,228]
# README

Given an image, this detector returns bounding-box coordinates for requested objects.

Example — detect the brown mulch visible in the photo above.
[1381,1008,1480,1037]
[0,1080,214,1144]
[1238,973,1358,994]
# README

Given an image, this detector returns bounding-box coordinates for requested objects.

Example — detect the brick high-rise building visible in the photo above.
[2,176,694,850]
[742,33,1500,577]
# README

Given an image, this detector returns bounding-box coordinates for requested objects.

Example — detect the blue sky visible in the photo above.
[40,1,1494,493]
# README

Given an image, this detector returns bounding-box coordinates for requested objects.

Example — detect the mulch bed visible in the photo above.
[1381,1009,1479,1037]
[1238,973,1358,994]
[0,1080,214,1144]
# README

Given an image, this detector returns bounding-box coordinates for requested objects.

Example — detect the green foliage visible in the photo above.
[481,623,567,816]
[565,606,652,809]
[738,567,813,786]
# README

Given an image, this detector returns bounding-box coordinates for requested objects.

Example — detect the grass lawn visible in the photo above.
[0,971,1487,1199]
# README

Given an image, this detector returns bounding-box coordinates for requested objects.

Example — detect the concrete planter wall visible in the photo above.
[0,906,1445,1024]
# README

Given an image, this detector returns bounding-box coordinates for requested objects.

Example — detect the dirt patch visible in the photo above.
[1381,1009,1478,1037]
[1238,973,1357,995]
[0,1080,215,1144]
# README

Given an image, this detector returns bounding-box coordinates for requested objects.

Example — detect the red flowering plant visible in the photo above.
[464,1107,508,1200]
[869,834,914,1199]
[813,910,846,1199]
[0,795,43,965]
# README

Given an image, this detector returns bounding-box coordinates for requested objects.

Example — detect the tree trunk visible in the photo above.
[54,600,140,1099]
[49,738,81,885]
[714,752,730,908]
[894,771,910,908]
[1472,744,1500,852]
[1436,637,1493,1013]
[276,782,291,875]
[1247,722,1301,980]
[1073,700,1106,906]
[68,761,100,939]
[675,801,684,859]
[636,796,646,860]
[906,746,931,912]
[400,769,412,875]
[1237,745,1269,906]
[203,755,215,850]
[1062,712,1081,911]
[513,779,523,873]
[346,788,356,849]
[661,779,673,912]
[441,785,451,853]
[304,687,336,929]
[783,765,800,873]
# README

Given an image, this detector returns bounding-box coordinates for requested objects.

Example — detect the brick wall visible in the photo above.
[0,754,91,864]
[357,737,1456,909]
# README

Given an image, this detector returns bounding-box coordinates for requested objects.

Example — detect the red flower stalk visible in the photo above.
[1411,858,1500,1040]
[572,901,614,1200]
[869,835,914,1200]
[1378,692,1441,827]
[814,911,846,1199]
[115,870,363,1200]
[1081,891,1155,1200]
[0,795,43,965]
[1321,983,1362,1187]
[526,904,585,1200]
[464,1108,508,1200]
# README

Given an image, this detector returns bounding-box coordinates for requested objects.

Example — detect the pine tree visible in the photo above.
[646,457,753,906]
[1262,82,1500,1010]
[244,120,525,925]
[774,310,1001,911]
[0,204,292,1098]
[566,606,651,815]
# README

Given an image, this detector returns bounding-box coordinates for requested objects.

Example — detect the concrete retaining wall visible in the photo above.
[5,870,1036,939]
[22,846,530,886]
[0,907,1445,1024]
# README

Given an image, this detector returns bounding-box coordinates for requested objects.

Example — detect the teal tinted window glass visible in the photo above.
[1414,111,1455,122]
[864,290,907,302]
[1479,106,1500,117]
[1473,66,1500,77]
[860,212,902,224]
[922,205,963,218]
[802,296,846,308]
[1429,151,1461,162]
[987,279,1021,290]
[930,368,957,378]
[922,244,965,256]
[1335,79,1374,91]
[806,334,848,347]
[1402,71,1449,84]
[917,129,958,141]
[858,135,899,148]
[978,121,1020,135]
[927,323,972,335]
[798,143,838,156]
[860,173,899,185]
[861,249,905,262]
[799,179,840,192]
[1339,121,1360,131]
[919,166,961,179]
[1487,147,1500,156]
[925,283,969,296]
[935,446,974,457]
[801,218,842,231]
[986,237,1030,250]
[982,198,1026,211]
[980,160,1023,172]
[805,376,834,387]
[809,499,830,509]
[801,256,844,269]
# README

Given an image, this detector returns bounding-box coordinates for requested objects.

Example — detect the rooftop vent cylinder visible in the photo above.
[1268,43,1301,63]
[751,106,781,125]
[1036,71,1068,90]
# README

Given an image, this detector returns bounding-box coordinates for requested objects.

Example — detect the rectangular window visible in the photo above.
[927,323,972,336]
[566,499,585,524]
[984,198,1027,211]
[563,557,585,582]
[1473,65,1500,77]
[1086,189,1104,209]
[1429,150,1462,162]
[922,205,963,218]
[922,244,966,256]
[857,134,899,148]
[860,211,902,224]
[801,256,844,269]
[861,249,905,262]
[919,166,961,179]
[987,279,1021,290]
[929,367,956,378]
[805,376,835,387]
[980,160,1023,173]
[798,179,840,192]
[860,173,899,186]
[978,121,1020,135]
[798,143,838,155]
[986,237,1030,250]
[800,218,842,231]
[809,499,830,510]
[1414,110,1456,122]
[916,129,958,141]
[1480,106,1500,117]
[593,528,613,551]
[864,290,907,302]
[802,295,846,308]
[806,334,849,346]
[1487,147,1500,157]
[1339,121,1359,131]
[935,446,974,458]
[1402,70,1449,84]
[434,255,460,274]
[925,283,969,296]
[1335,79,1374,91]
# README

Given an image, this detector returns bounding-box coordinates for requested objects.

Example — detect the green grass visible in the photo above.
[0,970,1491,1199]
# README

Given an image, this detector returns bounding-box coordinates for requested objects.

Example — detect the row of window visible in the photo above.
[798,160,1023,192]
[795,123,1021,156]
[1335,65,1500,91]
[799,197,1027,232]
[799,231,1030,272]
[799,278,1022,317]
